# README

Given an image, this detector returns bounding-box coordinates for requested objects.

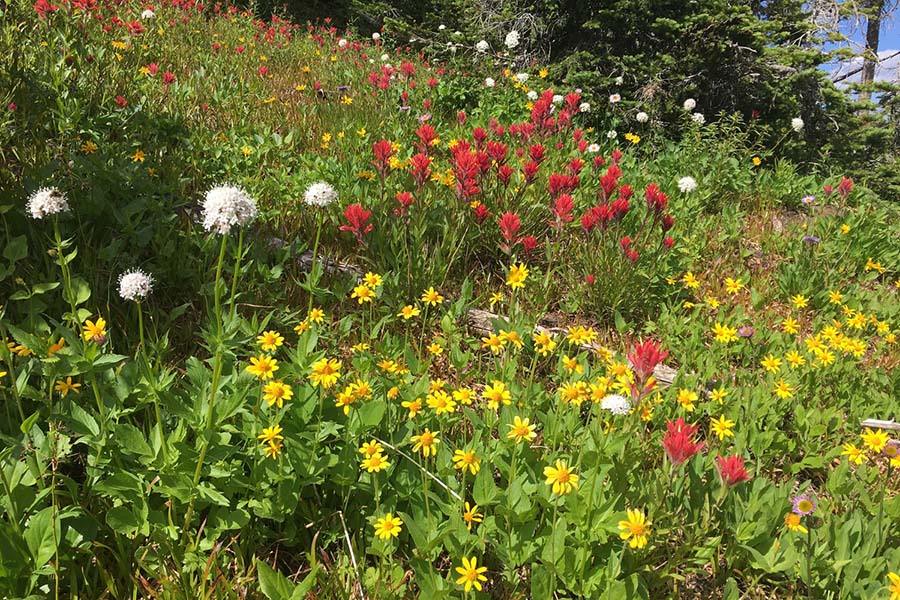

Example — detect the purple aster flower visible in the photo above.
[801,195,815,206]
[399,106,411,112]
[802,236,820,244]
[884,440,899,459]
[337,85,350,91]
[738,325,755,338]
[792,494,816,516]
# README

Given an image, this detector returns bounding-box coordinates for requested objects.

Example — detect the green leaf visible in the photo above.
[357,399,386,428]
[257,560,295,600]
[3,235,27,263]
[63,277,91,306]
[24,507,59,569]
[290,565,319,599]
[472,465,497,506]
[20,411,40,435]
[66,402,99,436]
[106,506,141,535]
[114,423,153,458]
[198,483,230,507]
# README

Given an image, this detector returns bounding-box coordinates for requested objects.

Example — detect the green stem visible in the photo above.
[138,302,167,463]
[307,211,324,316]
[228,228,244,321]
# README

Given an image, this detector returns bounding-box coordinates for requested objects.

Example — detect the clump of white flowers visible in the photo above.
[579,102,591,113]
[141,9,155,19]
[27,187,70,219]
[438,24,447,31]
[601,394,631,415]
[380,53,389,61]
[118,269,153,302]
[678,176,698,193]
[304,182,338,207]
[201,185,258,235]
[372,32,381,41]
[615,75,624,85]
[636,111,649,123]
[587,143,601,153]
[683,98,696,111]
[515,72,529,83]
[791,117,804,132]
[606,130,618,139]
[504,30,520,49]
[527,90,538,101]
[485,77,495,88]
[609,93,621,104]
[552,94,564,104]
[475,40,490,53]
[338,38,347,48]
[691,112,706,125]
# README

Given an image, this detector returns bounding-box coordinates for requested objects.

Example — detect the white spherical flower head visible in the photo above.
[27,187,70,219]
[606,130,617,139]
[485,77,495,88]
[505,30,520,49]
[202,184,258,235]
[791,117,804,132]
[600,394,631,415]
[338,38,347,48]
[552,94,564,104]
[579,102,591,113]
[527,90,538,101]
[380,53,389,61]
[683,98,696,111]
[515,72,529,83]
[636,111,649,123]
[678,176,697,193]
[587,143,601,153]
[609,93,621,104]
[438,24,446,31]
[304,182,338,207]
[141,9,155,19]
[691,112,705,125]
[475,40,490,53]
[372,32,381,41]
[615,76,624,85]
[118,269,153,302]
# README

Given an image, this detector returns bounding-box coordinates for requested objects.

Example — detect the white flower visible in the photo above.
[527,90,538,101]
[575,88,583,94]
[372,32,381,41]
[683,98,696,111]
[606,130,617,139]
[27,187,70,219]
[454,31,462,36]
[791,117,804,132]
[338,38,347,48]
[118,269,153,302]
[515,72,529,83]
[678,176,697,193]
[579,102,591,113]
[304,182,338,207]
[380,53,389,61]
[691,112,705,125]
[600,394,631,415]
[609,93,621,104]
[636,111,649,123]
[141,9,155,19]
[587,143,601,153]
[438,24,447,31]
[201,185,258,235]
[552,94,564,104]
[447,43,457,53]
[485,77,495,88]
[475,40,490,53]
[504,30,520,49]
[615,76,624,85]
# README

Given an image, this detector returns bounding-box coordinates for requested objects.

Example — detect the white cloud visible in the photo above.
[830,49,900,84]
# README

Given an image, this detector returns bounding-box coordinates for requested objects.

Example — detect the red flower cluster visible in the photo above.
[716,455,751,487]
[339,203,373,246]
[662,418,705,466]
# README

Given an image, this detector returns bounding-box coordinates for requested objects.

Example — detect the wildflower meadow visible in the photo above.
[1,0,900,598]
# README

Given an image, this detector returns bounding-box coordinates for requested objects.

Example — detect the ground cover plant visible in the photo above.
[1,0,900,598]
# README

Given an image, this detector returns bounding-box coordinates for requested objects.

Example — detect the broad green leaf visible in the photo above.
[257,560,295,600]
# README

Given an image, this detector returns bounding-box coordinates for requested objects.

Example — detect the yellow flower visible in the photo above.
[47,337,65,356]
[784,513,807,534]
[462,502,483,530]
[710,415,735,441]
[498,329,523,349]
[426,389,456,415]
[397,305,420,320]
[361,452,391,472]
[387,386,400,399]
[308,307,325,323]
[544,460,579,495]
[357,127,367,137]
[351,284,375,304]
[258,424,284,445]
[618,508,651,549]
[507,416,537,443]
[566,325,597,345]
[246,355,278,380]
[782,317,800,335]
[864,257,886,274]
[359,440,384,458]
[373,513,403,540]
[705,296,720,309]
[308,357,341,388]
[334,389,355,414]
[559,381,589,406]
[453,387,476,405]
[421,286,444,306]
[841,442,867,465]
[481,333,506,355]
[711,322,738,344]
[411,428,439,458]
[453,449,481,475]
[752,156,761,166]
[454,556,488,593]
[539,68,549,78]
[482,380,511,410]
[131,149,145,162]
[489,292,503,309]
[83,317,107,343]
[773,379,795,399]
[341,95,353,105]
[860,427,889,453]
[241,146,253,156]
[888,572,900,600]
[682,271,700,289]
[294,320,310,335]
[791,294,809,309]
[677,388,698,412]
[561,355,583,374]
[840,223,851,234]
[81,140,98,154]
[710,387,728,404]
[828,290,843,305]
[54,376,81,397]
[532,331,557,356]
[263,439,283,459]
[363,272,383,288]
[761,354,782,374]
[257,330,284,352]
[785,350,806,368]
[262,380,293,408]
[401,397,423,419]
[724,277,744,294]
[506,263,529,289]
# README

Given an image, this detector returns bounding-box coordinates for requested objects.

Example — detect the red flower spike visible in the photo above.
[716,455,751,486]
[662,418,705,466]
[339,204,373,246]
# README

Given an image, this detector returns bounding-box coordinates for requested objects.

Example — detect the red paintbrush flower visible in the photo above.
[339,203,373,246]
[498,212,521,254]
[662,418,705,466]
[627,340,668,384]
[372,139,395,177]
[716,454,751,486]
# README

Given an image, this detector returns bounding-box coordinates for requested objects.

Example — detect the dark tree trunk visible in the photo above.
[860,0,885,100]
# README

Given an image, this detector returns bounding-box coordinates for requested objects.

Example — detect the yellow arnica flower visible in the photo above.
[263,439,283,459]
[710,415,735,441]
[462,502,483,530]
[791,294,809,309]
[363,272,383,288]
[401,398,423,419]
[544,460,579,495]
[710,387,728,403]
[888,572,900,600]
[54,376,81,397]
[773,379,794,399]
[262,380,292,408]
[454,556,488,593]
[566,325,597,345]
[351,284,375,304]
[308,307,325,323]
[411,429,440,458]
[761,354,782,374]
[860,427,889,453]
[257,330,283,352]
[682,271,700,289]
[533,331,557,356]
[724,277,744,294]
[482,380,511,410]
[711,322,737,344]
[507,416,537,443]
[618,508,651,549]
[397,305,420,320]
[506,263,529,289]
[359,440,383,457]
[361,452,391,473]
[784,513,807,534]
[258,424,284,445]
[83,317,107,343]
[373,513,403,540]
[677,388,698,411]
[421,286,444,306]
[782,317,800,335]
[841,442,867,465]
[308,357,341,388]
[426,389,456,415]
[453,388,476,405]
[453,449,481,475]
[481,333,505,355]
[247,355,279,380]
[499,329,523,349]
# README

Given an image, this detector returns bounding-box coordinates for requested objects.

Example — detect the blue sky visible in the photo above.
[826,11,900,83]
